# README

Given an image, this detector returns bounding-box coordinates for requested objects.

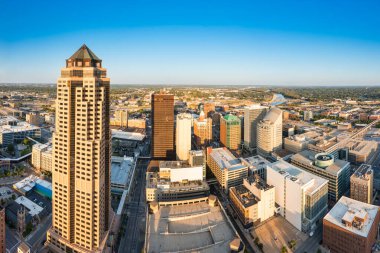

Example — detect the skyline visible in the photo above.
[2,1,380,85]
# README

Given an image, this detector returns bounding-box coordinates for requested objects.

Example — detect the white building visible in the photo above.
[304,110,313,121]
[176,113,192,161]
[159,160,203,183]
[243,155,271,180]
[31,143,52,172]
[257,108,283,157]
[244,104,268,149]
[243,175,276,222]
[267,160,329,232]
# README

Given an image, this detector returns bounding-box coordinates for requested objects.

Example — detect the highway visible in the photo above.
[117,158,148,253]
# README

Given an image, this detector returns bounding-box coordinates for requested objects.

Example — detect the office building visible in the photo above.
[151,93,174,160]
[0,116,41,147]
[193,110,212,147]
[206,147,248,193]
[203,102,216,118]
[323,196,380,253]
[243,104,268,149]
[291,150,350,202]
[32,143,52,172]
[146,160,209,205]
[46,45,111,252]
[243,155,271,180]
[175,113,192,161]
[110,109,128,127]
[189,150,206,179]
[229,175,275,227]
[111,156,134,195]
[284,131,323,153]
[0,208,4,253]
[220,114,241,150]
[350,164,373,204]
[346,140,377,165]
[267,160,328,232]
[26,112,43,126]
[303,110,313,121]
[257,108,282,157]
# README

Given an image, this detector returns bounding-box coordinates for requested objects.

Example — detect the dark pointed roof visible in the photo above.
[68,44,100,61]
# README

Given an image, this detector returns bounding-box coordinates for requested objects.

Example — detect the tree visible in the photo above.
[281,246,288,253]
[289,239,297,250]
[23,138,30,146]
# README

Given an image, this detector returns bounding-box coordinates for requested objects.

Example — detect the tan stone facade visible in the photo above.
[46,45,111,253]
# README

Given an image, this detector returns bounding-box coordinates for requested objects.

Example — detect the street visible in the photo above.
[295,225,322,253]
[210,184,257,253]
[117,158,148,253]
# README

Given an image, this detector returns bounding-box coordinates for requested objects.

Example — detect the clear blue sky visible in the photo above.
[1,0,380,85]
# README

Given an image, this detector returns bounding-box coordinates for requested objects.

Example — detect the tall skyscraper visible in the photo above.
[176,113,192,161]
[151,93,174,160]
[193,111,212,148]
[220,114,241,150]
[257,108,282,157]
[244,104,268,149]
[47,45,111,252]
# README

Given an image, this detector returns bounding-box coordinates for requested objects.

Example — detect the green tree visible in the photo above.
[23,138,30,146]
[289,239,297,250]
[281,246,288,253]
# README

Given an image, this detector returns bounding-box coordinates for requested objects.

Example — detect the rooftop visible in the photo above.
[223,114,240,122]
[352,164,373,181]
[244,155,271,168]
[324,196,379,237]
[0,116,40,134]
[68,44,100,61]
[262,107,282,124]
[146,202,239,253]
[245,175,274,191]
[208,148,247,171]
[159,160,193,169]
[230,185,258,208]
[270,160,328,194]
[15,196,43,216]
[111,129,145,141]
[111,156,134,189]
[291,150,350,176]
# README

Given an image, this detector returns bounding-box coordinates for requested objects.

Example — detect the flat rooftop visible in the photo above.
[0,117,40,134]
[146,202,238,253]
[111,129,145,141]
[230,185,258,208]
[245,175,274,191]
[324,196,379,237]
[159,160,196,169]
[15,196,43,216]
[291,150,350,176]
[270,160,328,194]
[208,148,246,171]
[244,155,271,168]
[352,164,373,181]
[111,156,134,188]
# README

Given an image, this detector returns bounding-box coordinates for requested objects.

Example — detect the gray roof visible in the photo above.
[263,107,282,123]
[68,44,100,61]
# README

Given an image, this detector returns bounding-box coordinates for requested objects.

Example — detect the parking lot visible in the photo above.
[253,216,308,253]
